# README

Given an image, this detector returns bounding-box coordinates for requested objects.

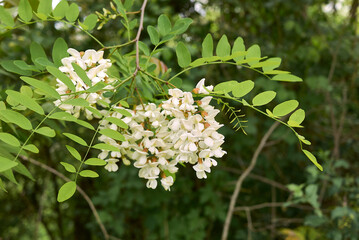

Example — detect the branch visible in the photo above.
[233,202,313,212]
[221,121,280,240]
[21,156,121,240]
[133,0,148,76]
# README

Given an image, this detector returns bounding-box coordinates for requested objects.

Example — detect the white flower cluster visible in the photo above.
[54,48,114,119]
[98,79,226,191]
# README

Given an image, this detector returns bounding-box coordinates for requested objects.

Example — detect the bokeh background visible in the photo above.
[0,0,358,239]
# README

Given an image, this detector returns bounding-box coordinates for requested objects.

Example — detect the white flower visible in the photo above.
[161,176,174,191]
[104,159,119,172]
[196,78,213,94]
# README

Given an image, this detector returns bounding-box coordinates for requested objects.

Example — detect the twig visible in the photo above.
[221,121,280,240]
[133,0,148,77]
[233,202,313,212]
[20,156,120,240]
[245,207,253,240]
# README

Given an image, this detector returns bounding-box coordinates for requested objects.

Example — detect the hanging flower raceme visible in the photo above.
[98,79,227,191]
[54,48,115,119]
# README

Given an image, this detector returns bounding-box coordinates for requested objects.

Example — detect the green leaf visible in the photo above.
[147,26,159,45]
[1,169,17,184]
[75,119,95,130]
[5,90,44,115]
[138,41,150,56]
[23,144,39,153]
[49,111,77,122]
[35,57,55,67]
[302,150,323,171]
[57,181,76,202]
[20,85,33,98]
[83,14,98,31]
[272,74,303,82]
[0,178,6,192]
[53,0,69,19]
[202,34,213,58]
[14,60,39,72]
[0,60,32,76]
[20,76,60,99]
[84,158,106,166]
[262,57,281,72]
[158,14,171,36]
[52,38,69,67]
[92,143,120,152]
[37,0,52,18]
[105,117,128,129]
[64,98,90,107]
[252,91,276,106]
[171,18,192,34]
[113,0,126,18]
[13,161,35,181]
[85,106,102,118]
[246,44,261,66]
[0,110,32,130]
[113,108,132,117]
[65,3,79,22]
[119,100,129,108]
[232,80,254,98]
[66,145,81,161]
[273,100,299,117]
[63,133,87,146]
[60,162,76,173]
[176,42,191,68]
[71,63,92,86]
[0,6,14,27]
[216,35,231,57]
[18,0,33,22]
[99,129,125,142]
[46,66,76,92]
[289,109,305,125]
[0,133,20,147]
[214,80,238,94]
[30,42,47,70]
[263,70,290,75]
[34,127,56,137]
[232,37,245,62]
[79,170,99,178]
[124,0,134,9]
[0,156,18,172]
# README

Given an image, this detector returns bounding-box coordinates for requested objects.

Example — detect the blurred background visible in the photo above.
[0,0,359,239]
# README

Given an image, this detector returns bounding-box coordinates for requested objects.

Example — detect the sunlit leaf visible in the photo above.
[60,162,76,173]
[176,42,191,68]
[18,0,33,22]
[232,80,254,98]
[5,90,44,115]
[63,133,87,146]
[273,100,299,117]
[20,76,60,99]
[252,91,276,106]
[202,34,213,58]
[0,109,32,130]
[0,133,21,147]
[66,145,81,161]
[57,181,76,202]
[34,127,56,137]
[79,170,99,178]
[216,35,231,57]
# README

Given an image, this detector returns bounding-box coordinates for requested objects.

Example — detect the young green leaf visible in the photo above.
[216,35,231,57]
[20,86,33,98]
[232,80,255,98]
[5,90,44,115]
[289,109,305,125]
[92,143,120,152]
[20,76,60,99]
[262,57,281,72]
[60,162,76,173]
[52,38,69,67]
[202,34,213,58]
[214,80,238,94]
[65,3,79,22]
[252,91,276,106]
[30,42,47,70]
[64,98,90,107]
[232,37,245,62]
[49,112,77,122]
[302,150,323,171]
[272,100,299,117]
[147,26,160,45]
[272,74,303,82]
[83,14,98,31]
[0,133,21,147]
[0,156,18,172]
[99,129,125,142]
[46,66,76,92]
[158,14,171,36]
[71,63,92,87]
[119,100,129,108]
[75,119,95,130]
[57,181,76,202]
[53,0,69,19]
[34,127,56,137]
[37,0,52,18]
[66,145,81,161]
[63,133,88,146]
[79,170,99,178]
[0,6,14,27]
[114,108,132,117]
[0,110,32,130]
[105,117,128,129]
[84,158,106,166]
[23,144,39,153]
[18,0,33,22]
[171,18,192,34]
[176,42,191,68]
[246,44,261,66]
